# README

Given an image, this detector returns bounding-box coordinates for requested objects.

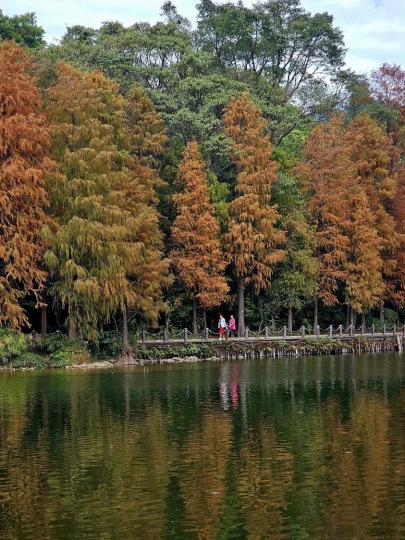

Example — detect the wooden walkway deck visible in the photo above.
[139,326,405,347]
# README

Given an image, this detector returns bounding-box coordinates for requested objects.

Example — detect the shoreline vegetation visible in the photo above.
[0,328,403,371]
[0,1,404,353]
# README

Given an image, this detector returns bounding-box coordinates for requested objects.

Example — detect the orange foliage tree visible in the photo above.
[296,116,352,327]
[171,141,228,333]
[44,63,169,345]
[345,187,384,324]
[125,85,168,169]
[346,113,398,319]
[389,164,405,309]
[0,42,52,328]
[224,92,284,335]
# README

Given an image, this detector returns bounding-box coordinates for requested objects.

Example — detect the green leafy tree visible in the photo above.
[196,0,345,99]
[0,10,44,48]
[271,174,317,331]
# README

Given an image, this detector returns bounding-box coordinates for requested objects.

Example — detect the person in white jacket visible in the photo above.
[218,314,227,340]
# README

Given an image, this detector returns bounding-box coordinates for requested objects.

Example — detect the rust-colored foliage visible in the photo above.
[171,141,228,310]
[370,64,405,114]
[389,164,405,307]
[296,116,352,307]
[224,92,284,291]
[125,85,168,169]
[0,42,52,327]
[345,187,384,313]
[346,113,399,274]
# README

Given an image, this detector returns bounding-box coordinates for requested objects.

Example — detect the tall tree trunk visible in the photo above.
[68,317,76,340]
[346,303,350,329]
[192,295,198,335]
[313,296,318,331]
[258,295,264,331]
[122,304,132,354]
[40,288,47,337]
[361,311,366,328]
[350,307,356,328]
[287,306,293,333]
[237,276,245,337]
[165,311,170,332]
[380,300,385,327]
[203,309,207,330]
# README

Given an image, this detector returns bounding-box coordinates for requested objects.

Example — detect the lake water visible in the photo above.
[0,353,404,539]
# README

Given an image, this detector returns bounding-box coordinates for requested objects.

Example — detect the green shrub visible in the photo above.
[133,343,214,361]
[0,329,30,365]
[48,342,91,367]
[91,330,122,358]
[11,352,48,369]
[35,332,72,354]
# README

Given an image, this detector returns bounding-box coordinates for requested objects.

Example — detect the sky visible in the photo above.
[2,0,405,74]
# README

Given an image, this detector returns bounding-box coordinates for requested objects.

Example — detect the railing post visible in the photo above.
[301,326,306,338]
[184,328,188,344]
[316,325,320,337]
[142,328,146,343]
[372,323,375,336]
[265,326,269,340]
[283,326,287,339]
[205,327,209,341]
[245,328,249,340]
[163,328,168,343]
[339,324,343,336]
[329,325,333,338]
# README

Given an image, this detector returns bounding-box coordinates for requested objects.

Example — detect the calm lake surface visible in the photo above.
[0,354,404,540]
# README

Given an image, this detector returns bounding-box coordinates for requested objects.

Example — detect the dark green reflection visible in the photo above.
[0,354,404,539]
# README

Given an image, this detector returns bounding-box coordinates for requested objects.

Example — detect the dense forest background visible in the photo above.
[0,1,404,351]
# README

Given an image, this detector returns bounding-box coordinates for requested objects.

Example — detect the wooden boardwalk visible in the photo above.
[139,325,405,347]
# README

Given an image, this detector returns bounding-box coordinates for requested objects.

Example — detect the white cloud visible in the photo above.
[2,0,404,73]
[302,0,405,72]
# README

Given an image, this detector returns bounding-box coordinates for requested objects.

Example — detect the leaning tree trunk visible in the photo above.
[122,304,132,354]
[313,296,318,332]
[192,295,198,335]
[237,276,245,337]
[287,306,293,333]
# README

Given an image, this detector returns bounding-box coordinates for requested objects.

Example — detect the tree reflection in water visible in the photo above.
[0,354,404,539]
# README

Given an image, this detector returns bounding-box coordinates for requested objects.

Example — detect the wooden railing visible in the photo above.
[138,324,405,345]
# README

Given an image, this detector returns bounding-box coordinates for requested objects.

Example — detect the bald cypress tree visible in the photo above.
[296,116,352,327]
[44,64,168,341]
[125,85,168,169]
[346,114,398,265]
[171,141,228,333]
[0,42,52,328]
[346,113,399,321]
[224,92,284,335]
[345,187,384,323]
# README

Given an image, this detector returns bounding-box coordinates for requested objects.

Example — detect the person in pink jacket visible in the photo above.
[228,315,236,338]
